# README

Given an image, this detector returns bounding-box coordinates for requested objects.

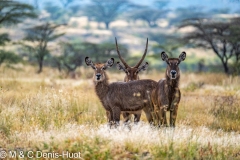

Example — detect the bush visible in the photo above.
[231,61,240,76]
[0,50,21,66]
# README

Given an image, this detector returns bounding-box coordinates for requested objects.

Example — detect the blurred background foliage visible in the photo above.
[0,0,240,76]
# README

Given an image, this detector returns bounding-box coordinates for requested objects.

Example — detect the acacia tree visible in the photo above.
[169,7,207,26]
[128,8,167,27]
[43,0,81,24]
[129,1,169,28]
[228,17,240,62]
[24,23,64,73]
[0,1,36,25]
[0,0,36,66]
[83,0,131,29]
[44,2,68,23]
[179,18,240,74]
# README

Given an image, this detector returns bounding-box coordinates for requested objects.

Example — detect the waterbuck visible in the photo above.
[115,38,149,82]
[85,57,156,127]
[151,51,186,127]
[115,37,149,123]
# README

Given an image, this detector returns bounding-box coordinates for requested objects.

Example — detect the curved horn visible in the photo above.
[115,37,130,68]
[134,38,148,68]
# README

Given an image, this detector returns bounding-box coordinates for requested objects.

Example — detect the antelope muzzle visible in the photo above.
[170,70,177,79]
[95,73,101,80]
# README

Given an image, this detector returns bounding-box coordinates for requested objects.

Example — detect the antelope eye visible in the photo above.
[101,67,106,70]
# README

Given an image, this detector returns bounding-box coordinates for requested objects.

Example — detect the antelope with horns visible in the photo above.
[115,38,149,82]
[85,57,156,127]
[115,37,149,123]
[151,51,186,127]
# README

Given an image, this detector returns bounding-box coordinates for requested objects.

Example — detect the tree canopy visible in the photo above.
[83,0,132,29]
[128,0,169,28]
[0,0,36,66]
[24,22,64,73]
[128,7,167,27]
[0,0,36,26]
[179,17,240,74]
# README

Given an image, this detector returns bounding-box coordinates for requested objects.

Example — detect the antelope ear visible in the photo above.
[179,51,186,62]
[105,58,114,68]
[137,62,149,73]
[116,62,126,72]
[161,52,168,62]
[85,57,95,69]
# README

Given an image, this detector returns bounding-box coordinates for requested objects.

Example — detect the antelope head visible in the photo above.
[115,37,149,82]
[161,51,186,80]
[85,57,114,82]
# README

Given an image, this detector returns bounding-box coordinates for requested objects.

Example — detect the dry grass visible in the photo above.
[0,65,240,159]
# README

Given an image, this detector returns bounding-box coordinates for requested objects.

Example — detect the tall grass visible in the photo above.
[0,65,240,159]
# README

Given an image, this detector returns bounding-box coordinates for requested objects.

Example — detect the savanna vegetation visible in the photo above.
[0,66,239,159]
[0,0,240,159]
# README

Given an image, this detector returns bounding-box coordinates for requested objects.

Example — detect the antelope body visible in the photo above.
[151,52,186,127]
[85,57,156,126]
[115,38,149,123]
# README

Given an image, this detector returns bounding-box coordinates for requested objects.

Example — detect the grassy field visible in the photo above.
[0,65,240,159]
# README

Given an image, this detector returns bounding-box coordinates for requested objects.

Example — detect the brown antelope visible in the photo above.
[115,38,149,82]
[151,51,186,127]
[85,57,156,127]
[115,37,149,123]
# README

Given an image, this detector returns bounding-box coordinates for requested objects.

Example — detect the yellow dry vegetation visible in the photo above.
[0,65,240,159]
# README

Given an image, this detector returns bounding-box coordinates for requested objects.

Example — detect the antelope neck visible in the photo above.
[166,76,179,88]
[165,71,180,97]
[94,73,109,100]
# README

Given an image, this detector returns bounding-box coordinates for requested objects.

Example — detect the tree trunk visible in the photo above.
[210,43,230,74]
[236,52,240,62]
[221,59,229,74]
[55,61,62,72]
[57,65,62,72]
[37,59,43,73]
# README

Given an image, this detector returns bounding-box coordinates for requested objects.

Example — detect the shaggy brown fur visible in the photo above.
[85,57,156,127]
[151,51,186,127]
[115,37,149,123]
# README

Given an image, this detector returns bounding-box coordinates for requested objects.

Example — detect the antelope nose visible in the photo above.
[170,70,177,76]
[96,73,101,79]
